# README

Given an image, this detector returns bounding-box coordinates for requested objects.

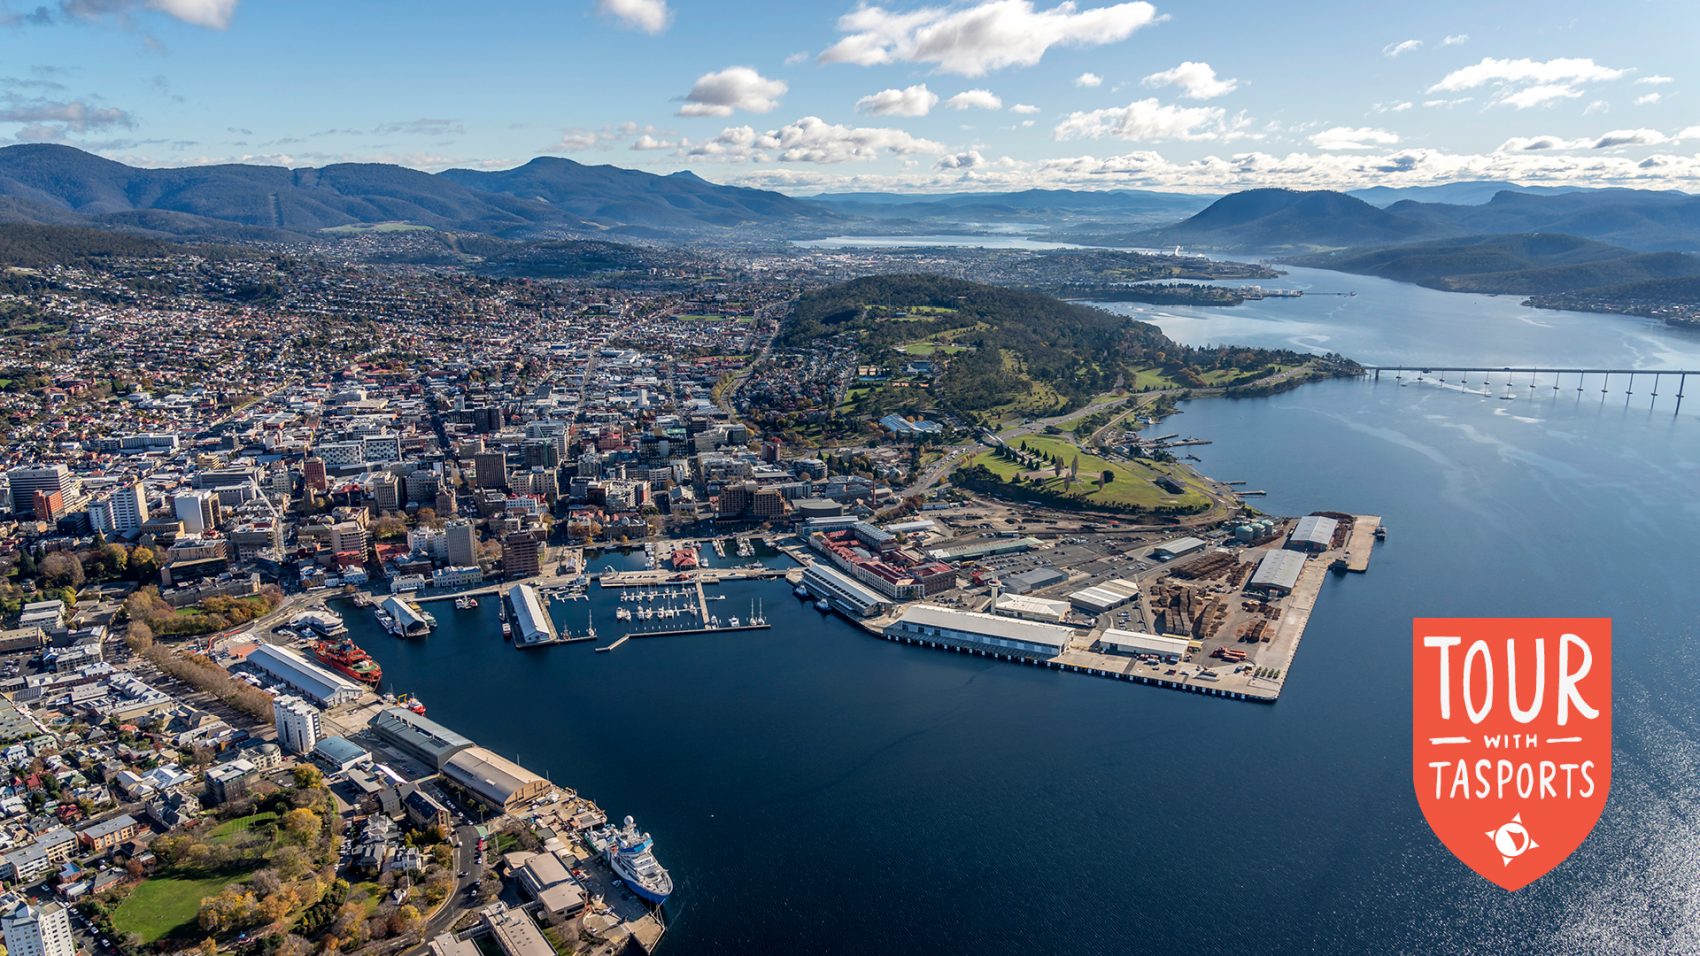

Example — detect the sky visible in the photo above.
[3,0,1700,194]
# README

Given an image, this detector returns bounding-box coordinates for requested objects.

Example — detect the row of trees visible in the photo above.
[123,584,282,639]
[139,642,276,723]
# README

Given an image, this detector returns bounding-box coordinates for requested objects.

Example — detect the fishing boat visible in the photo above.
[588,816,672,905]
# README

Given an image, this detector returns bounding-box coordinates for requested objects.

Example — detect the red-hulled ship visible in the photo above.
[312,639,382,685]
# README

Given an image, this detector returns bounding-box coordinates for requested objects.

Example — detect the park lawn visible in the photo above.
[968,434,1212,511]
[320,222,432,234]
[111,871,248,944]
[346,881,384,917]
[895,341,968,357]
[209,811,278,844]
[1130,367,1181,389]
[1197,363,1295,386]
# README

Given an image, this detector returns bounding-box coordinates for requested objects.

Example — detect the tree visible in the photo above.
[38,552,83,588]
[292,764,324,790]
[199,938,219,956]
[280,807,321,843]
[128,546,158,580]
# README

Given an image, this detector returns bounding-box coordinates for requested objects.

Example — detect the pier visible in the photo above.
[1366,365,1700,410]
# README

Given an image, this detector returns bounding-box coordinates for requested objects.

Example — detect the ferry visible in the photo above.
[588,816,673,906]
[312,640,382,685]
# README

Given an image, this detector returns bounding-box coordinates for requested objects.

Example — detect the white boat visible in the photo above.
[588,816,673,906]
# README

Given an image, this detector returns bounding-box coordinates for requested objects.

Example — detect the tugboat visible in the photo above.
[588,816,673,906]
[312,640,382,685]
[793,584,810,599]
[814,598,831,613]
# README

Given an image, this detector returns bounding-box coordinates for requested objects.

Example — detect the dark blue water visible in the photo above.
[356,274,1700,954]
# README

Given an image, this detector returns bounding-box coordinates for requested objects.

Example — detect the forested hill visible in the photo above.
[778,274,1338,416]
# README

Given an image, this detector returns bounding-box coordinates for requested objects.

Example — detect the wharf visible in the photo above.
[1343,515,1381,572]
[630,623,772,639]
[598,568,784,587]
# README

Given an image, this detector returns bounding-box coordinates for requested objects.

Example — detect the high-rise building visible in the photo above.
[6,466,84,519]
[445,521,477,567]
[472,406,504,433]
[173,490,218,533]
[472,452,508,490]
[369,472,401,512]
[273,695,323,755]
[89,481,149,535]
[2,901,76,956]
[501,531,542,578]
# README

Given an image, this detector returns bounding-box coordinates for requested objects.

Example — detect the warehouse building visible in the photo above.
[1004,565,1068,595]
[801,563,890,618]
[1098,629,1191,662]
[1248,550,1307,596]
[883,605,1075,660]
[1151,537,1207,561]
[927,537,1041,563]
[1067,579,1141,614]
[991,593,1073,624]
[1286,515,1339,553]
[444,747,551,813]
[505,584,557,647]
[371,707,473,770]
[311,736,373,774]
[248,644,364,707]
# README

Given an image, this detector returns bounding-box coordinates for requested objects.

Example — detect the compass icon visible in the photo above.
[1486,813,1539,866]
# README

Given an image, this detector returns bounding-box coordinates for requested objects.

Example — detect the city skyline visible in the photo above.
[0,0,1698,192]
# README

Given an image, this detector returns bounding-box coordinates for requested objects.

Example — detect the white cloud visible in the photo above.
[596,0,670,34]
[1679,126,1700,141]
[1053,98,1243,142]
[0,99,134,132]
[784,51,811,66]
[630,134,687,150]
[1634,92,1661,106]
[1010,103,1040,114]
[677,67,787,117]
[936,149,984,169]
[1309,126,1400,150]
[855,83,939,117]
[945,89,1003,110]
[1496,135,1589,152]
[1382,39,1422,58]
[1429,57,1628,109]
[688,115,945,163]
[716,145,1700,194]
[1497,83,1584,109]
[1584,100,1610,115]
[820,0,1162,76]
[147,0,236,28]
[1442,33,1468,46]
[1636,75,1674,85]
[1593,128,1667,148]
[1374,101,1414,113]
[1140,61,1237,100]
[1074,72,1103,88]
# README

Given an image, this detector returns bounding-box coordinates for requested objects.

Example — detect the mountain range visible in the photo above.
[4,146,1700,263]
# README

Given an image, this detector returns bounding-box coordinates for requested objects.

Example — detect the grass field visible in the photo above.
[111,871,248,944]
[966,434,1211,510]
[677,313,756,323]
[895,341,968,357]
[209,811,278,843]
[321,222,432,234]
[1130,367,1182,389]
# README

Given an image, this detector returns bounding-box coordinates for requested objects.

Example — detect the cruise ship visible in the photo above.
[589,816,673,905]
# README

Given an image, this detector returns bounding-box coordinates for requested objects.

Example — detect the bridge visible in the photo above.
[1364,365,1700,407]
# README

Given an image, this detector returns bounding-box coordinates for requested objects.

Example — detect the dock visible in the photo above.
[1343,515,1381,572]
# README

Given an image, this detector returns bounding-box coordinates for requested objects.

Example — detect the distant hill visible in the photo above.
[806,187,1214,223]
[0,145,835,239]
[1347,181,1586,207]
[1144,189,1424,251]
[440,158,834,233]
[1292,233,1700,294]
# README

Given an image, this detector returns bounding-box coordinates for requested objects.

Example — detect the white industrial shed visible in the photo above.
[884,605,1075,659]
[1248,550,1307,595]
[1098,629,1191,661]
[248,644,364,707]
[1068,579,1141,613]
[1287,515,1339,553]
[991,593,1073,623]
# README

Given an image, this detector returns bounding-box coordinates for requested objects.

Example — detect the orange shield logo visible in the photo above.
[1413,618,1611,891]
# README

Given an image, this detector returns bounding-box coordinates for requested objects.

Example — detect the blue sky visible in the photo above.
[3,0,1699,193]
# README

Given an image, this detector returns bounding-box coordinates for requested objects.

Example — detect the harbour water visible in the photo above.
[358,271,1700,954]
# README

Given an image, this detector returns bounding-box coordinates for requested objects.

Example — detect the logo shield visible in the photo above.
[1413,618,1611,891]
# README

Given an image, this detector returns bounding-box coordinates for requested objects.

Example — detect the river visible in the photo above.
[356,265,1700,955]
